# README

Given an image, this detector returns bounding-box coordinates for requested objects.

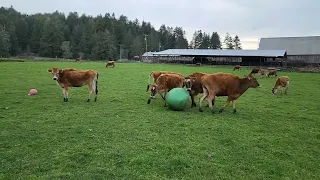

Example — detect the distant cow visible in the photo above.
[272,76,290,95]
[146,71,183,93]
[250,67,260,75]
[233,65,241,71]
[147,74,187,107]
[199,73,260,113]
[106,61,115,68]
[268,69,278,77]
[257,69,268,78]
[47,67,99,102]
[185,72,215,108]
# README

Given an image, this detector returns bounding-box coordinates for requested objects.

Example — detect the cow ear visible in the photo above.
[58,69,63,73]
[48,69,52,73]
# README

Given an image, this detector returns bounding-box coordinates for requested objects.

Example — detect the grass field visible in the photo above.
[1,61,320,179]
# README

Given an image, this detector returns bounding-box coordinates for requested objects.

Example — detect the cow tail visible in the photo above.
[95,73,99,96]
[146,72,152,92]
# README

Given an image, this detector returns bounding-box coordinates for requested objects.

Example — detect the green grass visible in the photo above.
[1,61,319,179]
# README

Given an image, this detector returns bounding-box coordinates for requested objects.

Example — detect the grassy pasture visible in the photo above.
[1,61,319,179]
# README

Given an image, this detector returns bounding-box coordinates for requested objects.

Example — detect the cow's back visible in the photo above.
[61,70,96,86]
[157,74,184,91]
[202,73,240,96]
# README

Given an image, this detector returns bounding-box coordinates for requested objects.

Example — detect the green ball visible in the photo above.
[166,88,190,111]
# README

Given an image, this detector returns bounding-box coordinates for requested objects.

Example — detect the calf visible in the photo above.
[147,74,187,107]
[106,61,115,68]
[272,76,290,95]
[146,71,183,92]
[233,65,241,71]
[185,72,215,107]
[199,73,259,113]
[268,69,278,77]
[47,67,99,102]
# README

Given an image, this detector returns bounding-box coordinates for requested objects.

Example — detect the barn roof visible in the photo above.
[259,36,320,55]
[152,49,286,57]
[142,52,157,57]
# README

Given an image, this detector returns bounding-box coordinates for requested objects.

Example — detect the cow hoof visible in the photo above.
[211,110,215,114]
[87,99,90,102]
[233,109,237,113]
[218,109,223,113]
[199,108,203,112]
[94,97,97,102]
[147,99,151,104]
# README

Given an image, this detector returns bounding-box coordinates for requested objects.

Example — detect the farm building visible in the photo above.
[144,49,287,67]
[259,36,320,67]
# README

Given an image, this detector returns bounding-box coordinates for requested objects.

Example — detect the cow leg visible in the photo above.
[206,95,215,114]
[62,88,66,102]
[87,83,94,102]
[219,99,231,113]
[163,91,168,107]
[199,88,208,112]
[63,86,69,102]
[160,93,165,100]
[232,100,237,113]
[284,86,288,94]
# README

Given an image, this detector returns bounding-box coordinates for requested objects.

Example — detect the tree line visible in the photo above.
[0,6,242,60]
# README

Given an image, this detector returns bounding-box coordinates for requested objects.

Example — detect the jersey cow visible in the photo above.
[185,72,215,108]
[233,65,241,71]
[147,74,188,107]
[199,73,260,113]
[106,61,115,68]
[267,69,278,77]
[146,71,183,93]
[47,67,99,102]
[272,76,290,95]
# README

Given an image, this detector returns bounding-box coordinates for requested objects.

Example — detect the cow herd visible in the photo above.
[145,66,290,113]
[47,63,290,114]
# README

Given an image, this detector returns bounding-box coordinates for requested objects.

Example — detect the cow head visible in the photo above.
[149,84,159,99]
[47,68,63,80]
[184,77,196,91]
[244,74,260,88]
[272,87,277,95]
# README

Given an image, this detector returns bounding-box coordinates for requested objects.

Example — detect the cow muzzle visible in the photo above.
[53,77,57,80]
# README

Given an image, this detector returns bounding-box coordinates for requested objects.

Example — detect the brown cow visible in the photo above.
[267,69,278,77]
[250,67,260,75]
[272,76,290,95]
[257,69,268,78]
[47,67,99,102]
[185,72,215,107]
[146,71,183,93]
[147,74,188,107]
[199,73,259,113]
[106,61,115,68]
[233,65,241,71]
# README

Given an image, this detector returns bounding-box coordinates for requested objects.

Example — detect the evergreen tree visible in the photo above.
[224,32,234,49]
[210,32,221,49]
[233,35,242,50]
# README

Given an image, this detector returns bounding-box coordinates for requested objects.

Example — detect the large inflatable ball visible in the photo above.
[166,88,190,111]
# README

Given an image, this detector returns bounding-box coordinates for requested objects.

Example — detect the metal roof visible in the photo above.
[259,36,320,55]
[152,49,286,57]
[142,52,157,57]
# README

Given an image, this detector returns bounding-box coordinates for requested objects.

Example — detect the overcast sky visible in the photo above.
[2,0,320,49]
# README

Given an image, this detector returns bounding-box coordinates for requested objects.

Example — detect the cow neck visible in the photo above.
[57,71,65,83]
[238,78,251,95]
